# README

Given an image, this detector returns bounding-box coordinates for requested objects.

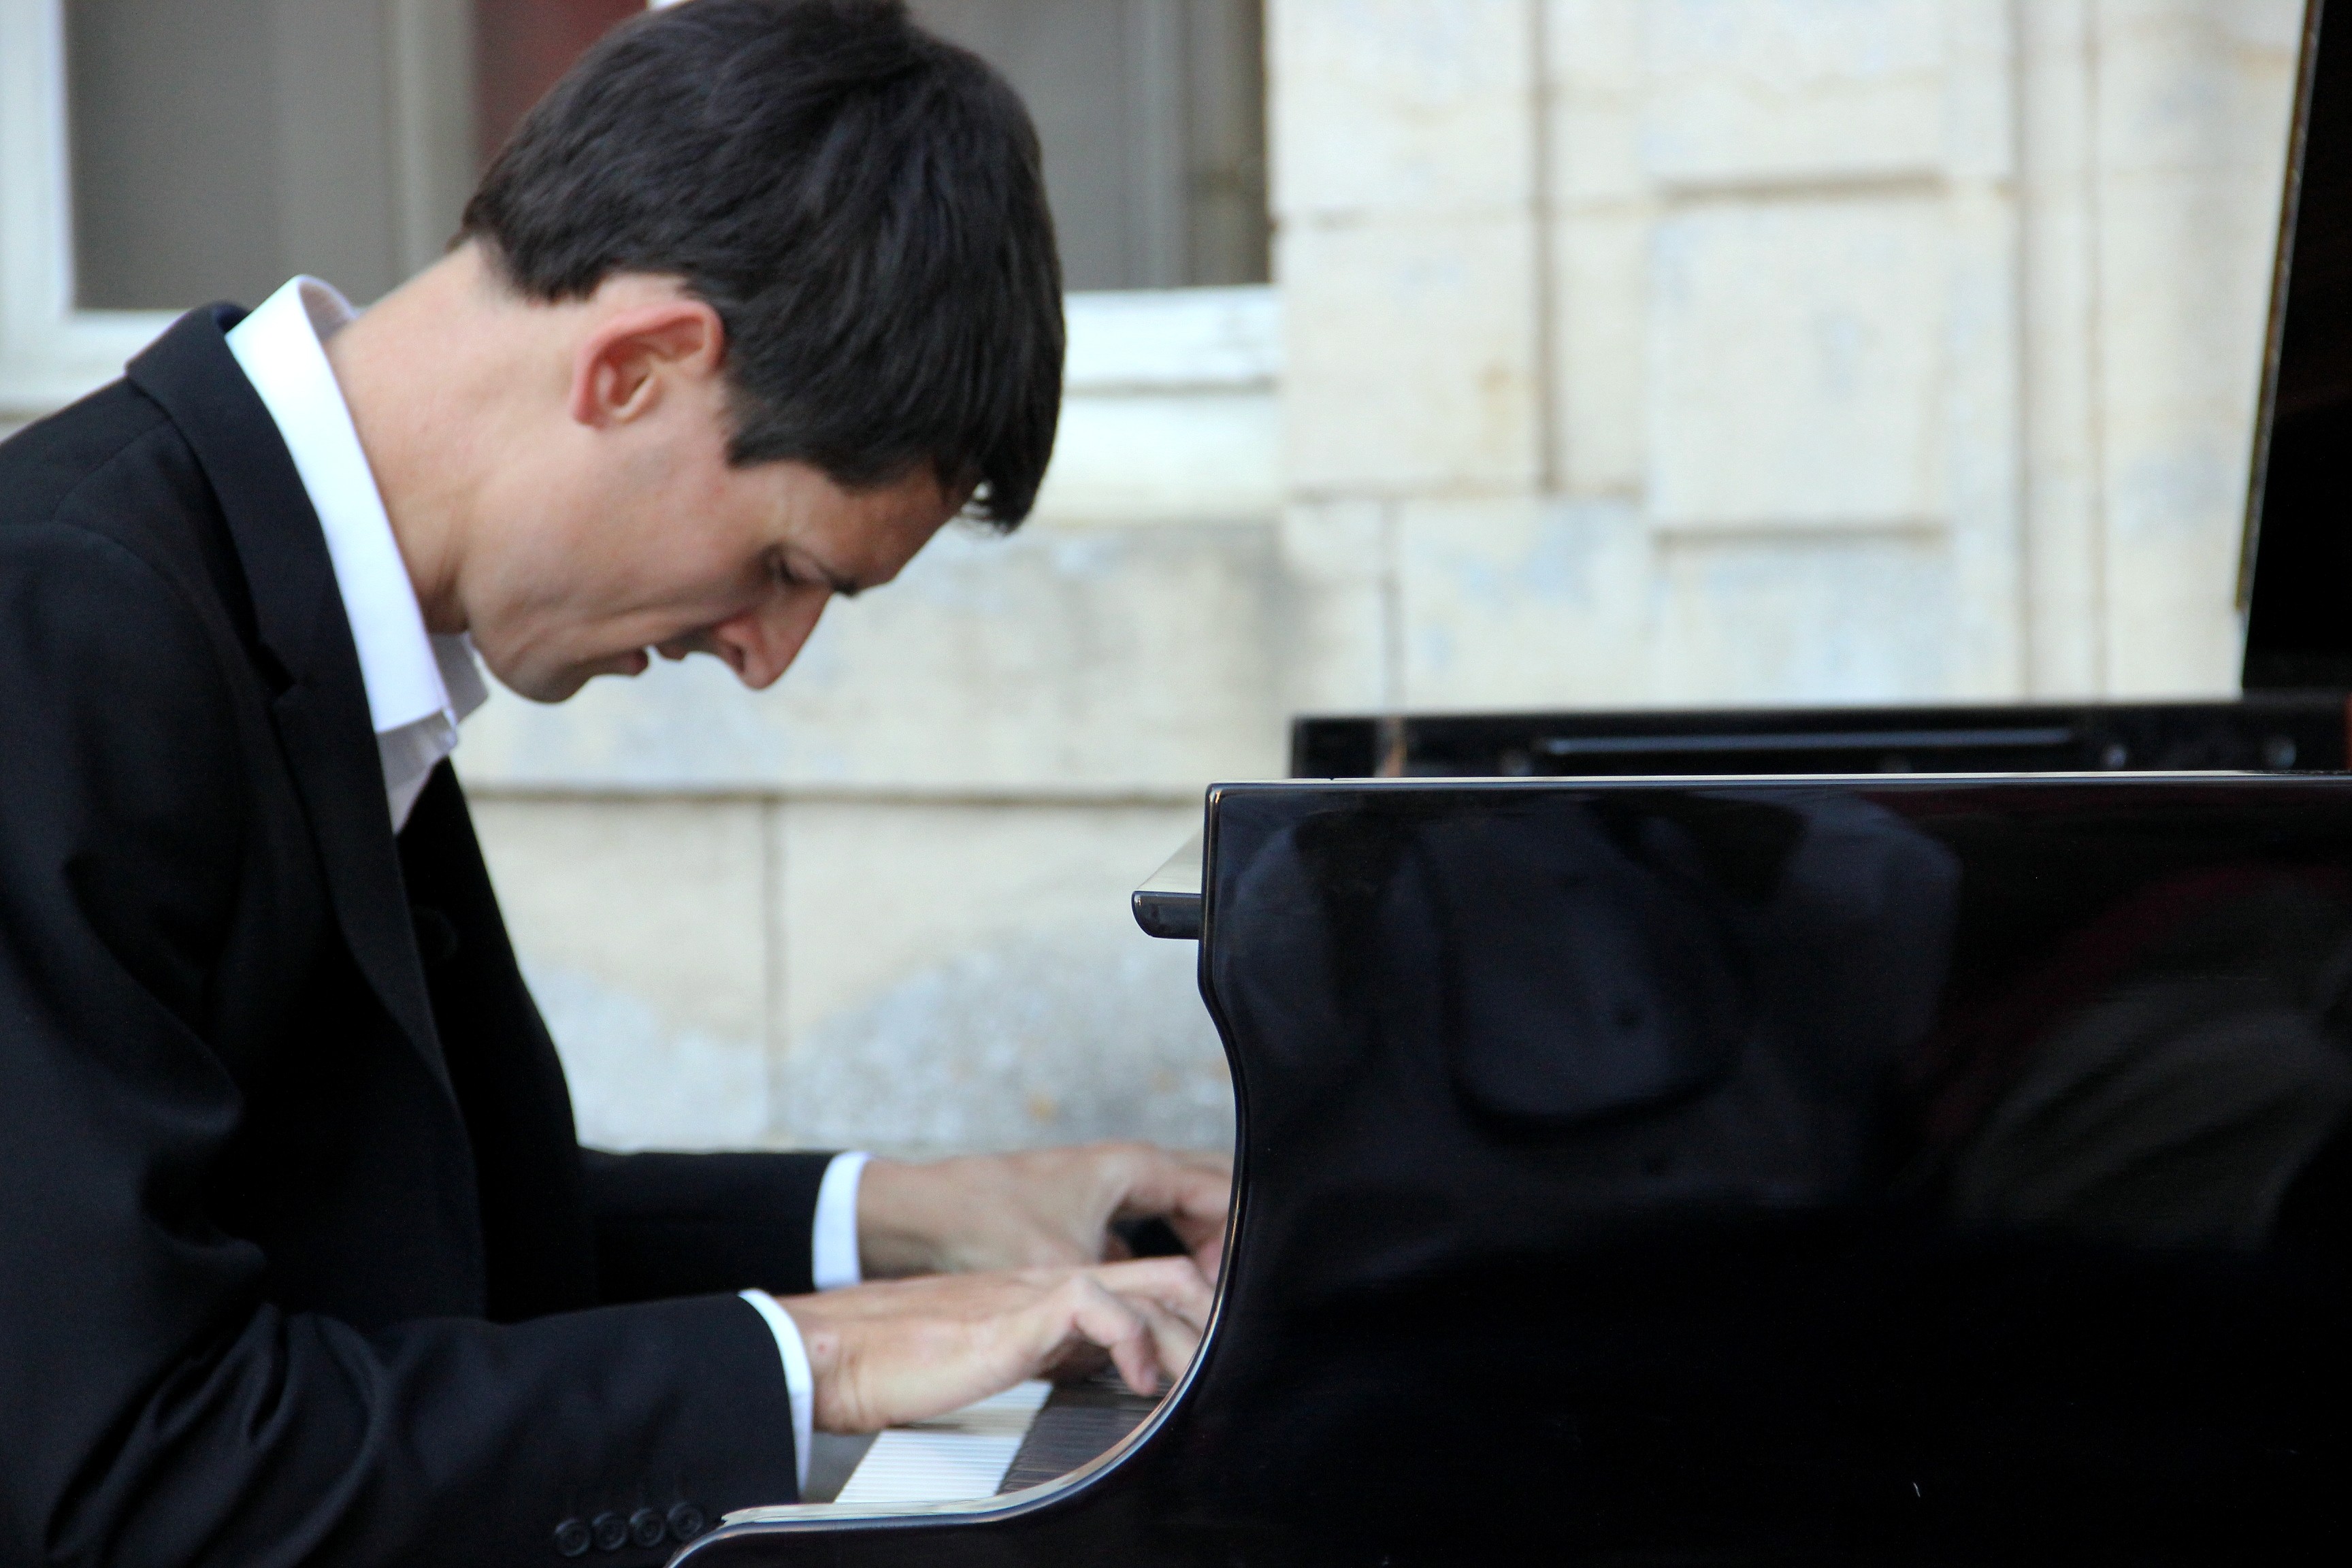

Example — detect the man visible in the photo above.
[0,3,1227,1564]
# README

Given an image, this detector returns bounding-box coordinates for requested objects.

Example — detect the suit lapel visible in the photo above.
[128,307,451,1098]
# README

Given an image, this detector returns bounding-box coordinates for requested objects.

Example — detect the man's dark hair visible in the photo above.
[461,0,1061,527]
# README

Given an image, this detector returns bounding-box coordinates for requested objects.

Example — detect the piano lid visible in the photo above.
[2243,0,2352,688]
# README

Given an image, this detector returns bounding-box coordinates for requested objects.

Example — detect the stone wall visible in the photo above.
[1271,0,2301,715]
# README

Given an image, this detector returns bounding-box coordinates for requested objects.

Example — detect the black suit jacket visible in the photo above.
[0,307,833,1567]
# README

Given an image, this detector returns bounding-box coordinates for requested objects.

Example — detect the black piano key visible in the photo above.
[996,1375,1161,1493]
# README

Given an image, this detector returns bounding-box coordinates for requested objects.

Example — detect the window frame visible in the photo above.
[0,0,176,420]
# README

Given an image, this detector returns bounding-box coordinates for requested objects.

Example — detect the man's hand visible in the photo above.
[856,1141,1232,1281]
[783,1256,1213,1435]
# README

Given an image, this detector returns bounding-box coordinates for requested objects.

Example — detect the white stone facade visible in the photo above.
[1272,0,2300,717]
[0,1,2308,1158]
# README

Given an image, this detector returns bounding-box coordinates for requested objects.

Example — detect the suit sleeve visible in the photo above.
[395,767,840,1305]
[583,1149,838,1301]
[0,524,797,1568]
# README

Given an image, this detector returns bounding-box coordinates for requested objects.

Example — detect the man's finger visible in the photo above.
[1116,1290,1203,1386]
[1111,1152,1232,1224]
[1086,1260,1223,1344]
[1100,1149,1232,1280]
[1061,1277,1162,1396]
[1089,1255,1215,1326]
[1167,1209,1226,1284]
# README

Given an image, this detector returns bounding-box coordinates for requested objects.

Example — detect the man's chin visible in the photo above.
[502,649,650,704]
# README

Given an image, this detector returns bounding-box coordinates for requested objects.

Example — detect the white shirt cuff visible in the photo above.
[811,1151,870,1292]
[736,1289,814,1494]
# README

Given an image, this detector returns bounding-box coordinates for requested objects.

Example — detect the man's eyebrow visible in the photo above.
[788,549,864,598]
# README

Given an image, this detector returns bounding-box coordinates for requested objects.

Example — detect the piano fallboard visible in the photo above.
[1291,696,2352,782]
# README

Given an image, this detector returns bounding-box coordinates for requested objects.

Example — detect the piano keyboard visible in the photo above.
[832,1382,1048,1505]
[808,1375,1163,1508]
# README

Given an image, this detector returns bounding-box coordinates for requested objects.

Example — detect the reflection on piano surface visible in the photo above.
[1918,863,2352,1249]
[694,774,2352,1565]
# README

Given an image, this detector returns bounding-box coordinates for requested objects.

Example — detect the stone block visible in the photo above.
[2094,186,2283,458]
[1648,196,1950,529]
[1394,495,1652,709]
[2017,0,2104,698]
[1547,0,1648,208]
[1548,0,1641,93]
[1553,208,1647,497]
[457,521,1286,794]
[1271,0,1537,219]
[1276,499,1397,715]
[466,796,770,1152]
[2087,18,2291,697]
[1281,214,1544,494]
[2093,0,2301,181]
[2100,525,2242,699]
[2095,172,2262,699]
[1036,286,1282,525]
[1030,388,1279,526]
[1638,0,1948,189]
[1652,532,1957,704]
[1937,175,2027,700]
[1941,0,2017,185]
[770,800,1231,1158]
[1062,285,1281,393]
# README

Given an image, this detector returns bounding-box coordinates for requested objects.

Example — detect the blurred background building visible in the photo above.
[0,0,2304,1157]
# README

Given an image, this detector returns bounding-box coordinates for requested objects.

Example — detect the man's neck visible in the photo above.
[323,244,514,638]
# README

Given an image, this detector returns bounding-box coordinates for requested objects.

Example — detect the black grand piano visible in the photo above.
[681,9,2352,1564]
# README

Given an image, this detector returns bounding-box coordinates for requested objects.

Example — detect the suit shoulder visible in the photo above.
[0,379,241,611]
[1,379,215,544]
[1,380,169,508]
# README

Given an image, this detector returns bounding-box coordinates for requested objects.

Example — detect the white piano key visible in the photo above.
[830,1381,1051,1506]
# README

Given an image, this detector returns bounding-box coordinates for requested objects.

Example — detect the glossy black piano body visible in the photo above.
[689,774,2352,1565]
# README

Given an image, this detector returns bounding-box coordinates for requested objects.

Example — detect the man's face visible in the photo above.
[455,308,964,702]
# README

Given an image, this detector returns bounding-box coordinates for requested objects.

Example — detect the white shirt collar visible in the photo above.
[226,277,487,830]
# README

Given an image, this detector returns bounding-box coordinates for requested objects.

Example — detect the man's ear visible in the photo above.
[568,297,726,430]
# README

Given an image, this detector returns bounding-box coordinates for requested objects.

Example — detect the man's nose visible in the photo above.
[716,589,830,690]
